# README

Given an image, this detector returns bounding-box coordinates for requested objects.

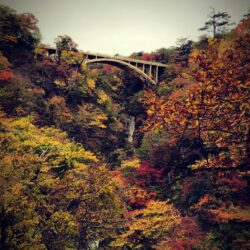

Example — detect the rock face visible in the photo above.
[127,115,135,143]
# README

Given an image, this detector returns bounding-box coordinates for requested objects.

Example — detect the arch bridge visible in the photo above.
[47,48,168,85]
[83,52,167,85]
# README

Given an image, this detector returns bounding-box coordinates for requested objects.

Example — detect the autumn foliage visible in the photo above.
[0,4,250,249]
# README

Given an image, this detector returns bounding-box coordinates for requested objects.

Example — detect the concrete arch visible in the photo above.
[83,58,156,85]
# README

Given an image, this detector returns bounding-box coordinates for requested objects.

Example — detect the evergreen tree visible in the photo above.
[199,7,235,38]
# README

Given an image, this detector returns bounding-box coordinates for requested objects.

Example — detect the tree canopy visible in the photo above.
[0,4,249,250]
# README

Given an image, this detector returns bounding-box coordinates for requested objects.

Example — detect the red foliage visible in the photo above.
[35,59,69,80]
[102,64,119,75]
[134,161,164,188]
[182,178,195,197]
[216,177,247,192]
[150,144,171,167]
[232,17,250,35]
[157,217,204,250]
[0,70,14,81]
[140,53,159,61]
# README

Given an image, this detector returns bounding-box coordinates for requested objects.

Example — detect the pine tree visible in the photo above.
[199,7,235,38]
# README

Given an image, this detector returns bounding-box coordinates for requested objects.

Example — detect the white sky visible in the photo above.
[0,0,249,56]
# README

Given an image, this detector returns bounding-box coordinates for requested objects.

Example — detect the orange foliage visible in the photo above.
[143,29,250,169]
[48,96,73,126]
[155,217,204,250]
[210,206,250,222]
[127,186,157,208]
[32,87,45,96]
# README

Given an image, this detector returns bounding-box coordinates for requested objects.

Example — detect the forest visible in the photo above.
[0,4,249,250]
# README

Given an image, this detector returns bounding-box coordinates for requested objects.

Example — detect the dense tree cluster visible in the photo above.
[0,4,249,249]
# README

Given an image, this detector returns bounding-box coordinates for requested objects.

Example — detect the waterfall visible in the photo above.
[88,240,99,250]
[127,116,135,143]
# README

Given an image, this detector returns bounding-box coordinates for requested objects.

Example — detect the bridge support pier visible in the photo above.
[82,54,166,85]
[155,66,158,83]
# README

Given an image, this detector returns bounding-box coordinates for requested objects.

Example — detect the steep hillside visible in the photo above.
[0,4,249,249]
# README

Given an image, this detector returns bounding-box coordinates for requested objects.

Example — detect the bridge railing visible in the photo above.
[44,46,167,68]
[83,51,167,67]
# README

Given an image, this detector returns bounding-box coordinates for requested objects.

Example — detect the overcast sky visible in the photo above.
[0,0,249,56]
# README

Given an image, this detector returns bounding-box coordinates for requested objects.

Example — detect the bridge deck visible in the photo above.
[84,51,168,68]
[46,47,167,68]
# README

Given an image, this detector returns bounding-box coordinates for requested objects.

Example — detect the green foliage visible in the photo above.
[136,131,169,159]
[55,35,78,52]
[54,35,78,64]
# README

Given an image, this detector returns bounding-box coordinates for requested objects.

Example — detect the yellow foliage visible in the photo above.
[0,51,11,70]
[60,50,84,65]
[0,115,98,172]
[89,114,108,128]
[81,63,88,71]
[34,46,47,57]
[120,157,141,170]
[208,37,216,45]
[97,89,110,105]
[76,103,108,129]
[111,200,180,249]
[0,113,126,248]
[190,159,208,170]
[54,79,66,87]
[87,78,96,90]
